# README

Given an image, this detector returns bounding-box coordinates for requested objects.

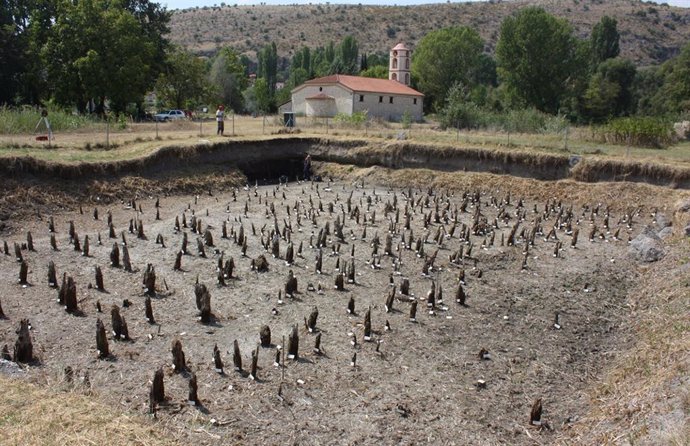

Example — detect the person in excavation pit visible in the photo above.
[303,154,312,180]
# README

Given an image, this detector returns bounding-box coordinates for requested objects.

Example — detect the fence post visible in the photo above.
[564,126,569,151]
[106,119,110,150]
[232,112,235,136]
[262,114,266,135]
[199,119,202,137]
[155,120,158,139]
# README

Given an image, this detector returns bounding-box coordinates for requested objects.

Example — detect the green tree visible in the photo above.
[43,0,155,114]
[332,35,358,74]
[209,47,247,112]
[496,7,579,114]
[583,73,621,121]
[155,47,208,110]
[287,67,309,88]
[254,77,272,113]
[360,65,388,79]
[0,1,24,104]
[591,16,620,66]
[648,42,690,115]
[411,26,484,109]
[257,42,278,95]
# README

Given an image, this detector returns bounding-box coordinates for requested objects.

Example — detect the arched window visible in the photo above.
[405,73,410,85]
[392,73,397,81]
[392,58,398,69]
[405,59,410,69]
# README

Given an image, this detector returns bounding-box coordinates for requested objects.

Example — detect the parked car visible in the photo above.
[153,110,186,122]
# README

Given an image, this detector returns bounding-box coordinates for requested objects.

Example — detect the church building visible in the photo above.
[288,43,423,122]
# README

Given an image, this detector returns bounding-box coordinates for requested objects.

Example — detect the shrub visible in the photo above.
[401,110,412,129]
[595,117,675,148]
[0,105,97,134]
[333,111,368,128]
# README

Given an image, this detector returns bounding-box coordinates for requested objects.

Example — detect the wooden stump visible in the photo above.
[151,368,165,405]
[170,247,182,268]
[196,238,206,258]
[14,242,22,263]
[73,233,80,252]
[251,255,269,272]
[213,344,224,373]
[335,273,344,291]
[13,319,33,363]
[122,245,132,272]
[110,243,120,267]
[194,283,208,310]
[188,373,200,405]
[18,260,28,285]
[409,300,417,322]
[287,325,299,360]
[249,347,259,380]
[96,318,109,359]
[223,258,235,279]
[142,264,156,296]
[285,270,298,298]
[363,307,372,341]
[307,306,318,333]
[111,305,128,340]
[145,296,155,324]
[171,339,187,373]
[95,266,105,291]
[50,234,57,251]
[204,228,214,247]
[232,339,242,372]
[260,325,271,347]
[64,276,78,313]
[530,398,543,426]
[181,232,188,254]
[26,232,34,251]
[57,272,67,305]
[385,286,395,313]
[82,235,89,257]
[456,283,466,305]
[199,288,212,324]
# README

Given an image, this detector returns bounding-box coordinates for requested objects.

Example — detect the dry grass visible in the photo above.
[565,231,690,445]
[0,376,178,446]
[2,116,690,169]
[169,0,690,66]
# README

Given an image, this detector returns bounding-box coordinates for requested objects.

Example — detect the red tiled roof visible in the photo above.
[306,93,335,100]
[392,43,409,51]
[300,74,423,97]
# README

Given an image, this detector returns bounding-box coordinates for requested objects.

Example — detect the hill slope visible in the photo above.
[169,0,690,66]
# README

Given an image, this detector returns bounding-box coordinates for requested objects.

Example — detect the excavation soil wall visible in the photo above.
[1,137,689,188]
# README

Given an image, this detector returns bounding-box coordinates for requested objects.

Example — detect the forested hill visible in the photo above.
[169,0,690,66]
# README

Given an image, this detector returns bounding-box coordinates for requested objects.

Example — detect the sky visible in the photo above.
[162,0,689,11]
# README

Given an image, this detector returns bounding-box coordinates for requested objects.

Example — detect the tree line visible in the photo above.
[1,2,688,124]
[415,7,689,127]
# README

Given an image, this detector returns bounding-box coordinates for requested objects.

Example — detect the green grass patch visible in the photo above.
[0,106,99,134]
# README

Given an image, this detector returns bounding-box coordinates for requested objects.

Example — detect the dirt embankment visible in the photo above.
[2,137,689,186]
[2,137,690,229]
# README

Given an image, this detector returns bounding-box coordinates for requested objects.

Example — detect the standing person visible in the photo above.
[216,105,225,136]
[303,154,312,180]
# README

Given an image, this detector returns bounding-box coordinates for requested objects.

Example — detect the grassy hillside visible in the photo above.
[169,0,690,65]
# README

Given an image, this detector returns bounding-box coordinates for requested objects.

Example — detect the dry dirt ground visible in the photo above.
[0,172,670,445]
